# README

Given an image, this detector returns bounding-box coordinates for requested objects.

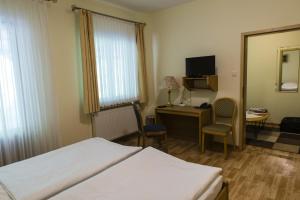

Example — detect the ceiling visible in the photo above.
[101,0,193,12]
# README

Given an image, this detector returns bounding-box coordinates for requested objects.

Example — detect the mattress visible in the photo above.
[198,176,223,200]
[0,137,141,200]
[51,147,222,200]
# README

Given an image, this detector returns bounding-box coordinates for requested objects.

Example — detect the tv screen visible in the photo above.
[186,56,215,77]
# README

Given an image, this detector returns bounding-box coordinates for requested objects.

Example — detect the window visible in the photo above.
[93,15,139,107]
[0,0,58,165]
[0,21,20,135]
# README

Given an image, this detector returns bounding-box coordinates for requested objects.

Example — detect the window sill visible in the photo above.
[99,101,139,112]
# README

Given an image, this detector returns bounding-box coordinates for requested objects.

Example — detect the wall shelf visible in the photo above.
[183,75,218,91]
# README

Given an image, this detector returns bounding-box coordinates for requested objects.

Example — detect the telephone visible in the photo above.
[199,102,211,109]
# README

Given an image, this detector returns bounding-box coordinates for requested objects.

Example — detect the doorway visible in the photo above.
[240,24,300,150]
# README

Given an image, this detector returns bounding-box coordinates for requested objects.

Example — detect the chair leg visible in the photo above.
[137,132,141,146]
[142,135,146,148]
[201,132,205,153]
[224,136,228,159]
[158,137,162,146]
[164,134,168,153]
[231,128,236,151]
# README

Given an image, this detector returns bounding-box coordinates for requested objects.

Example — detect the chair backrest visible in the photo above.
[132,102,143,132]
[213,97,237,126]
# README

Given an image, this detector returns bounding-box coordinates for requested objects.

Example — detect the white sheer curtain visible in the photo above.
[93,14,139,107]
[0,0,58,166]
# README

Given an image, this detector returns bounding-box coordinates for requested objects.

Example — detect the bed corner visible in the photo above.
[215,181,229,200]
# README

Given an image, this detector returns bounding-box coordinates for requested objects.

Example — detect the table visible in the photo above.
[246,112,270,125]
[246,112,270,138]
[155,105,211,145]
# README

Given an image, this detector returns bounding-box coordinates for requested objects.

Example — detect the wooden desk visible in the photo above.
[155,106,211,145]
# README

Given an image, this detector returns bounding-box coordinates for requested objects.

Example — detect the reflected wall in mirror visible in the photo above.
[278,46,300,92]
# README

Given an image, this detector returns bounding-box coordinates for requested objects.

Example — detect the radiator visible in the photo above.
[93,105,138,140]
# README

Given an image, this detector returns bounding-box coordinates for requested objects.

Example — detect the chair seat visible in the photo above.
[203,124,231,134]
[143,124,166,132]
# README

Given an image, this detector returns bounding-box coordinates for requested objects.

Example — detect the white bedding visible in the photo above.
[198,176,223,200]
[0,137,141,200]
[0,185,11,200]
[51,147,222,200]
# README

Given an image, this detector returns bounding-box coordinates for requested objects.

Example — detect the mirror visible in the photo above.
[278,46,300,92]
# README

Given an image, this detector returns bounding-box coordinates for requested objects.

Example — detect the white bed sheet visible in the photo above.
[198,176,223,200]
[0,176,224,200]
[51,147,222,200]
[0,137,141,200]
[0,185,11,200]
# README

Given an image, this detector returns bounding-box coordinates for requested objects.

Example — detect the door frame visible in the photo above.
[239,24,300,149]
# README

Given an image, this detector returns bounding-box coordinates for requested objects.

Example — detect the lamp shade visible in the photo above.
[164,76,180,90]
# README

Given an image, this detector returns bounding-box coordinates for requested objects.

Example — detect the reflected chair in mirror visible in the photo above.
[132,103,168,152]
[201,98,237,159]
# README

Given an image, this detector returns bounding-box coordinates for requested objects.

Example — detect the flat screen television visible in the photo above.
[186,56,215,77]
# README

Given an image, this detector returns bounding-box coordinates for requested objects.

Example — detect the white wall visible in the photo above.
[247,30,300,124]
[150,0,300,145]
[46,0,154,146]
[45,0,300,146]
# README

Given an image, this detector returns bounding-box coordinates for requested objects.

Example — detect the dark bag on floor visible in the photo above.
[280,117,300,134]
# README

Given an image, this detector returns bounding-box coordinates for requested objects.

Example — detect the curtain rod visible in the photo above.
[71,5,146,26]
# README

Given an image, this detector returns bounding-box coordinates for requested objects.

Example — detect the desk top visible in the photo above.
[156,105,209,116]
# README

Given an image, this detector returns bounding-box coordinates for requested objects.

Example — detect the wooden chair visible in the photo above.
[201,98,237,159]
[132,103,168,152]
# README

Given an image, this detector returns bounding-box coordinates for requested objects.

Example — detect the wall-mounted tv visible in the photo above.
[186,55,215,77]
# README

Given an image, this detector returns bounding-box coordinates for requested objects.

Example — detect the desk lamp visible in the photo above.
[164,76,179,106]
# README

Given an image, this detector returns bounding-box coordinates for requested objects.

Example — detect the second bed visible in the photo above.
[51,147,225,200]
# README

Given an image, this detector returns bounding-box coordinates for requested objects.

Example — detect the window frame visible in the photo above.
[93,15,140,109]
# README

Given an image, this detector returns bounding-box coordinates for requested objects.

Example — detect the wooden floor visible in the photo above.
[116,135,300,200]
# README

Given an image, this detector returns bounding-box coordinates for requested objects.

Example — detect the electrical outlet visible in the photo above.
[232,70,237,77]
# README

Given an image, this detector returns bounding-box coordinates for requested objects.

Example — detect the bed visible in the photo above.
[0,138,141,200]
[50,147,227,200]
[281,82,298,91]
[0,138,228,200]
